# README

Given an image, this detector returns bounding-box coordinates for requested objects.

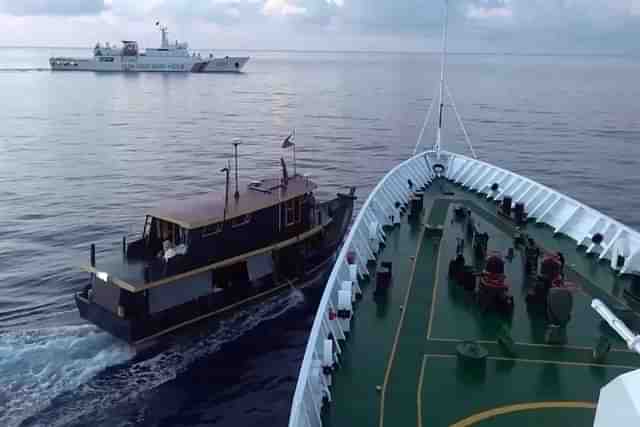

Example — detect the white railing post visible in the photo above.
[289,149,640,427]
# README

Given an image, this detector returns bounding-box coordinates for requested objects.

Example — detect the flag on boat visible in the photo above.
[282,130,295,148]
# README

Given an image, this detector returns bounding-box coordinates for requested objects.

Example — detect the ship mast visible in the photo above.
[434,0,449,160]
[156,21,169,49]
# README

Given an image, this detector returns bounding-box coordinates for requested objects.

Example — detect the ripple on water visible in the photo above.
[11,289,304,427]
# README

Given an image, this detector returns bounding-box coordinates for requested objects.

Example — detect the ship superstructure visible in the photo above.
[50,23,249,73]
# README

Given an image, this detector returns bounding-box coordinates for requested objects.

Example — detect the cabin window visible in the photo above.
[203,223,223,237]
[232,214,251,228]
[294,198,302,223]
[143,216,152,238]
[99,57,114,62]
[286,198,303,226]
[286,200,296,226]
[159,221,172,242]
[155,220,184,245]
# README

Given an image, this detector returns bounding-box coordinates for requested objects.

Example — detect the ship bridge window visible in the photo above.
[232,214,251,228]
[145,218,185,246]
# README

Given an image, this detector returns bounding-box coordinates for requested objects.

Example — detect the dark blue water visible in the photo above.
[1,48,640,426]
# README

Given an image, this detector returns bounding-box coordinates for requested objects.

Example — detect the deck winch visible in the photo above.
[478,253,514,313]
[376,261,393,295]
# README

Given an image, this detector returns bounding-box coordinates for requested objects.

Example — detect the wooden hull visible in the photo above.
[75,251,335,346]
[75,192,355,345]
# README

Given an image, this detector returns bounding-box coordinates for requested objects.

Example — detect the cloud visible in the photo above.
[0,0,109,16]
[263,0,307,16]
[467,0,512,20]
[0,0,639,52]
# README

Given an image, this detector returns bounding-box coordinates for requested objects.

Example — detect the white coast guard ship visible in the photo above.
[49,23,249,73]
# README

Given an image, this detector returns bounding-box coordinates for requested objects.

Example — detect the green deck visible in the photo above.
[323,179,640,427]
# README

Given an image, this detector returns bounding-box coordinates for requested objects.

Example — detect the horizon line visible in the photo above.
[0,45,638,57]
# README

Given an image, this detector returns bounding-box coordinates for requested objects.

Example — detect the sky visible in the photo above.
[0,0,639,53]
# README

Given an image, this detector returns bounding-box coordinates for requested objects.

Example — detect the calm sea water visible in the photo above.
[1,47,640,427]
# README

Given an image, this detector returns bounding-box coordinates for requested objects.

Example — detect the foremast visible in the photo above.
[435,0,449,160]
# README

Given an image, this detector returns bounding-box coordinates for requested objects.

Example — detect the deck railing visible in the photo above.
[288,150,640,427]
[288,150,435,427]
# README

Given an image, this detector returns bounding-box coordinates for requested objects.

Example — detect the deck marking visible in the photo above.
[426,215,445,339]
[427,337,632,354]
[448,401,596,427]
[422,353,636,370]
[416,355,428,427]
[378,223,428,427]
[427,197,634,353]
[487,355,637,370]
[429,337,498,345]
[455,197,628,309]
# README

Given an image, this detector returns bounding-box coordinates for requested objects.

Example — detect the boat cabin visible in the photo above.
[126,174,319,266]
[76,170,356,343]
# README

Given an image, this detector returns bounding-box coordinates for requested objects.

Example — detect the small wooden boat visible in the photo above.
[75,155,355,346]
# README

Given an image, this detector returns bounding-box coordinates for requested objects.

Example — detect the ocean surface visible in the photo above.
[1,47,640,427]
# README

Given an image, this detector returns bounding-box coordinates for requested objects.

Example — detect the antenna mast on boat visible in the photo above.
[156,21,169,49]
[435,0,449,160]
[233,140,240,200]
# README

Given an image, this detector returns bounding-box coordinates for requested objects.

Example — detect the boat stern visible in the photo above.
[74,284,136,343]
[192,56,250,73]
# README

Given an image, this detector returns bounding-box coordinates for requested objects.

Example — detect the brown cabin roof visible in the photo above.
[147,175,317,230]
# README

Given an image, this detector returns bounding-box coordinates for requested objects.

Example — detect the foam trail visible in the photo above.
[18,289,305,427]
[0,325,132,427]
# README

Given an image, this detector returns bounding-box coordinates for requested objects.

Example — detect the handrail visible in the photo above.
[288,150,433,427]
[83,224,327,293]
[289,149,640,427]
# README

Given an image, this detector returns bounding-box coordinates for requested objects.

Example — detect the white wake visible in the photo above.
[1,288,304,427]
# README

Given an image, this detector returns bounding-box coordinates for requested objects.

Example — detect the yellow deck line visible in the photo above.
[427,337,633,354]
[426,197,635,354]
[456,197,629,307]
[449,401,596,427]
[487,355,637,370]
[426,220,444,339]
[428,337,498,345]
[416,355,428,427]
[378,224,427,427]
[421,353,636,370]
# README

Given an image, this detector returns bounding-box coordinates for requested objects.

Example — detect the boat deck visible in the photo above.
[323,179,640,426]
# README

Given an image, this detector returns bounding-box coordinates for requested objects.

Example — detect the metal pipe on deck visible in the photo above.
[591,299,640,354]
